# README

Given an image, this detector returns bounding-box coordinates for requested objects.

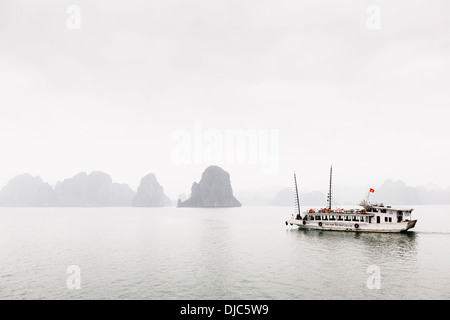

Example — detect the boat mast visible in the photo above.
[294,172,301,218]
[327,165,333,210]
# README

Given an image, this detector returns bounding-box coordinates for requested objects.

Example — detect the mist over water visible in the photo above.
[0,205,449,300]
[1,0,450,196]
[1,0,450,301]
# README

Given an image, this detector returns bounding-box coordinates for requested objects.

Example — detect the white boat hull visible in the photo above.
[286,218,417,233]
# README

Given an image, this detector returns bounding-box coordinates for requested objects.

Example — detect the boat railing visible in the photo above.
[306,208,368,214]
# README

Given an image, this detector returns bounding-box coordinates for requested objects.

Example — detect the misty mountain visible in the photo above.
[269,180,450,207]
[112,183,137,207]
[369,180,422,205]
[237,185,358,207]
[270,187,294,206]
[178,166,241,207]
[132,173,172,207]
[234,187,280,206]
[0,174,54,207]
[2,172,450,207]
[417,185,450,205]
[0,172,136,207]
[369,180,450,205]
[53,171,135,207]
[270,187,328,207]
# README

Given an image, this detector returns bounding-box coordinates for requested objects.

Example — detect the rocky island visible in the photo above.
[0,171,136,207]
[54,171,136,207]
[178,166,241,208]
[132,173,172,207]
[0,173,53,206]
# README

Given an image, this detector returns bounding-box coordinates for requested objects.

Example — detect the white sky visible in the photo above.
[0,0,449,198]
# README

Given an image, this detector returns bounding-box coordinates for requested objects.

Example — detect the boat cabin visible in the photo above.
[302,201,414,226]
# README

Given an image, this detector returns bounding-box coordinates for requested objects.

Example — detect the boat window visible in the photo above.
[344,216,350,221]
[366,208,372,213]
[322,215,328,220]
[385,217,388,222]
[316,216,321,221]
[352,216,358,221]
[329,215,336,221]
[389,217,392,222]
[337,216,343,221]
[360,217,364,222]
[381,209,387,213]
[373,209,378,213]
[376,216,380,223]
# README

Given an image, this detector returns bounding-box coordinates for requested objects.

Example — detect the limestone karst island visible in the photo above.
[0,166,242,208]
[178,166,241,208]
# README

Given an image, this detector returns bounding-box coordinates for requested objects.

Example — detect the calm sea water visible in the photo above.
[0,205,449,300]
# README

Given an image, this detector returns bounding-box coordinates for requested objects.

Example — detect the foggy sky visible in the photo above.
[1,0,449,199]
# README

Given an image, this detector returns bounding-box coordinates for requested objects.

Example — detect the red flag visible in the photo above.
[370,188,375,193]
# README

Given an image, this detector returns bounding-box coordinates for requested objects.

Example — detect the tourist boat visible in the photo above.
[285,167,417,233]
